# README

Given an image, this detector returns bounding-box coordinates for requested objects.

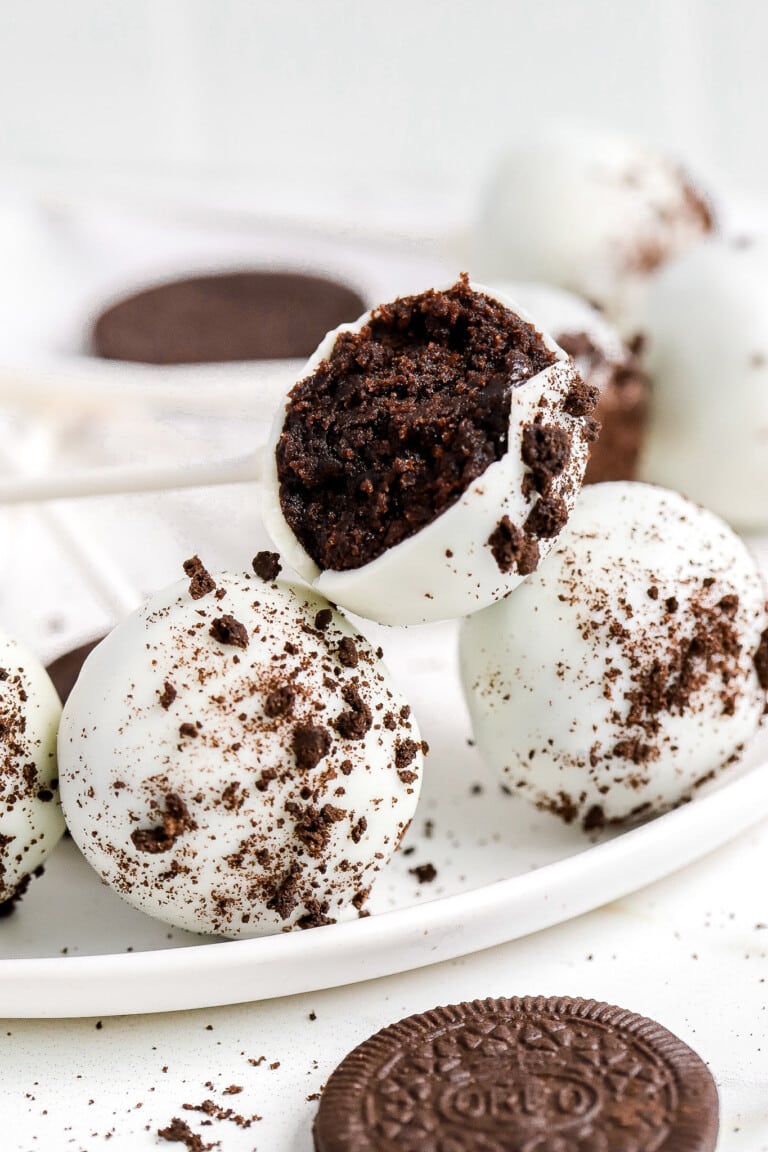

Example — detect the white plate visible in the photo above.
[1,201,767,1020]
[2,616,767,1019]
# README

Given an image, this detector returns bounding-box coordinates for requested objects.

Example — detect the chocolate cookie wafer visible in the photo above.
[46,637,104,705]
[91,271,366,364]
[314,995,718,1151]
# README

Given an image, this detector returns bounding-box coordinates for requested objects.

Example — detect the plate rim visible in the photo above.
[1,758,766,1018]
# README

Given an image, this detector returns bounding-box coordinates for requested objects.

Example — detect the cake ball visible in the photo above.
[261,275,596,626]
[640,236,768,528]
[494,282,649,483]
[58,556,423,937]
[0,631,63,907]
[471,129,714,330]
[460,483,768,831]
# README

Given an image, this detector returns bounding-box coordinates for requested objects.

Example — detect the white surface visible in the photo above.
[2,1,767,209]
[5,818,768,1151]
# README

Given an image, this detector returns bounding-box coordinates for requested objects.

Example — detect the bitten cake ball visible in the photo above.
[471,129,714,330]
[262,276,595,625]
[0,632,63,908]
[58,557,424,937]
[496,282,649,483]
[640,236,768,528]
[460,483,768,831]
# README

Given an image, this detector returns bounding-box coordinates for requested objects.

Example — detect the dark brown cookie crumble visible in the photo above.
[276,275,557,571]
[558,329,648,485]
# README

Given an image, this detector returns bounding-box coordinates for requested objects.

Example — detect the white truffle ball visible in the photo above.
[460,483,768,830]
[471,129,714,331]
[0,632,63,903]
[262,278,594,626]
[640,236,768,528]
[58,562,423,937]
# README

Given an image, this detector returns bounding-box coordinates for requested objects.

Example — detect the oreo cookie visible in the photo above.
[314,995,718,1151]
[91,271,366,364]
[46,637,104,704]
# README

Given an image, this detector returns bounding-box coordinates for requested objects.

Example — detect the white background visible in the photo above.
[0,0,766,216]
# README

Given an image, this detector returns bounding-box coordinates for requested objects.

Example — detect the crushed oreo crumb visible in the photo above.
[209,615,249,649]
[183,555,216,600]
[131,793,197,854]
[487,516,540,575]
[252,551,282,582]
[292,724,332,770]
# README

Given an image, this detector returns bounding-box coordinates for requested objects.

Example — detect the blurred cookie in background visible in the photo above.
[91,270,366,364]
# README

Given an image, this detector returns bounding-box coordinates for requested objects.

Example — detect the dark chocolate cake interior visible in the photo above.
[276,276,556,572]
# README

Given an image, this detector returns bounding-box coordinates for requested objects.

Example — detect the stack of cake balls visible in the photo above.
[3,211,768,939]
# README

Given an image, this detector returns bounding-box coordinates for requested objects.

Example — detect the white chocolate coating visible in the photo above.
[471,130,713,332]
[460,483,767,829]
[58,570,423,937]
[0,632,63,901]
[261,281,591,626]
[639,236,768,528]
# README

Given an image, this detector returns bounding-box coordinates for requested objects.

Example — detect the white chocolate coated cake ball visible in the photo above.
[262,277,595,626]
[0,632,63,904]
[471,129,714,331]
[58,559,423,937]
[460,483,768,831]
[640,236,768,528]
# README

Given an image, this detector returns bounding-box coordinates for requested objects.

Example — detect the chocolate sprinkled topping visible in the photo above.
[314,608,333,631]
[337,638,359,668]
[158,681,177,710]
[276,275,557,572]
[487,515,540,575]
[182,555,216,600]
[296,898,336,930]
[209,615,249,649]
[157,1117,216,1150]
[524,493,569,539]
[292,724,332,770]
[335,685,373,740]
[521,423,571,496]
[178,722,198,739]
[131,793,197,854]
[264,685,295,718]
[562,377,599,417]
[350,816,367,844]
[394,739,419,771]
[287,801,346,857]
[409,862,437,883]
[252,551,282,582]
